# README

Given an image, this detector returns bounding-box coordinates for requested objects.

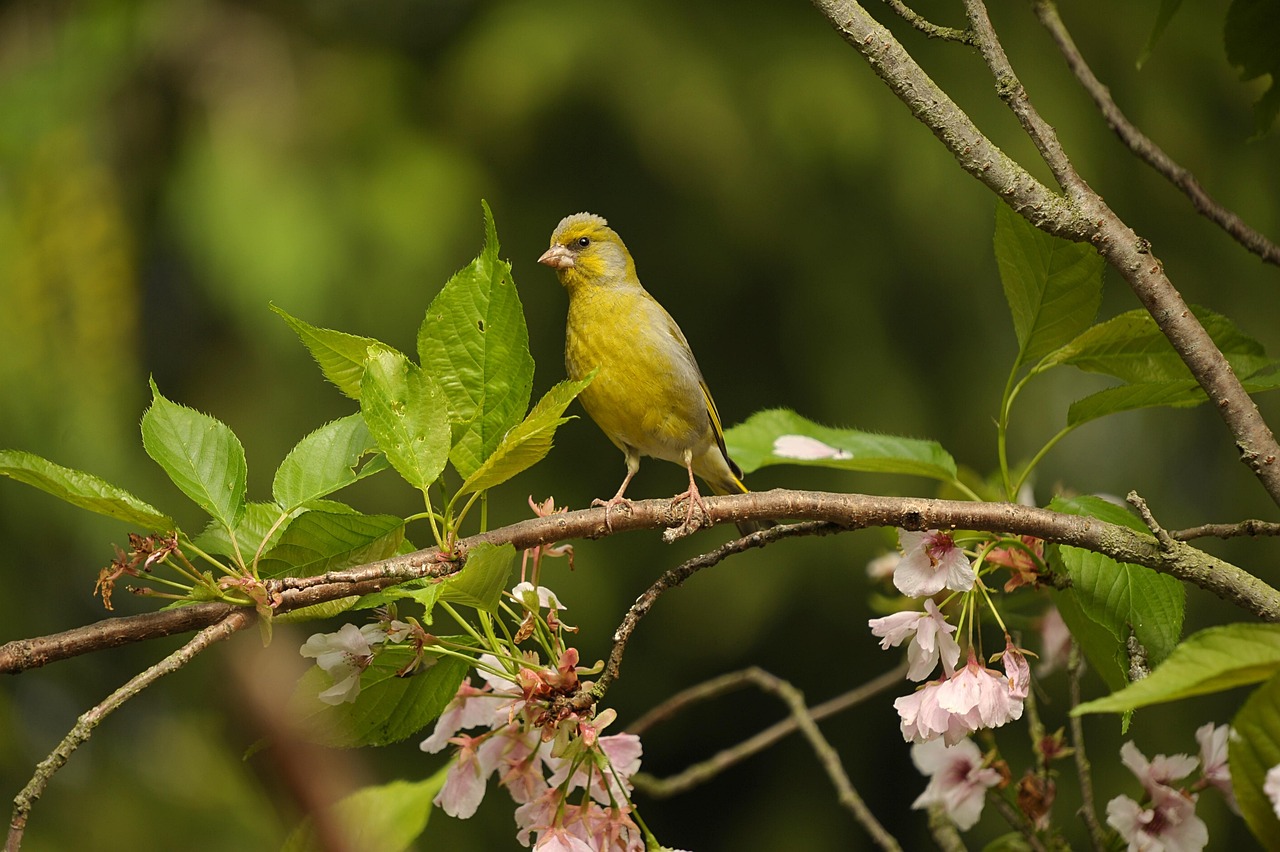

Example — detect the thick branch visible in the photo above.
[1032,0,1280,268]
[6,490,1279,675]
[811,0,1280,507]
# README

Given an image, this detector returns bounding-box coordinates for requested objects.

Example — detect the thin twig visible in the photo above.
[1126,491,1175,550]
[960,0,1087,200]
[1172,519,1280,541]
[596,522,839,696]
[5,610,253,851]
[628,664,906,767]
[987,792,1049,852]
[636,667,901,852]
[1032,0,1280,267]
[882,0,972,43]
[1068,642,1106,851]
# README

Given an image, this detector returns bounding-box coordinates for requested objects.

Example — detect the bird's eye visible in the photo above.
[576,236,590,248]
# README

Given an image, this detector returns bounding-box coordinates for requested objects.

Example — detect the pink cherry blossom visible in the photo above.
[896,652,1025,745]
[1120,741,1199,793]
[869,599,961,681]
[1194,723,1237,812]
[433,733,508,818]
[1035,606,1072,675]
[893,529,975,597]
[1106,784,1207,852]
[299,622,376,705]
[910,737,1002,830]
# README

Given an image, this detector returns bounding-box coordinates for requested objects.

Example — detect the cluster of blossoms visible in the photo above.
[869,529,1030,750]
[867,528,1033,829]
[300,579,661,851]
[422,584,654,852]
[1105,724,1236,852]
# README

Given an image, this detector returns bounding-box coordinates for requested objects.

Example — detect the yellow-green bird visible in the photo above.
[538,212,763,534]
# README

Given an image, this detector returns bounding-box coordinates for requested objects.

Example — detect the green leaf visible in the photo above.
[1074,623,1280,714]
[457,375,592,495]
[258,510,404,580]
[290,643,470,747]
[1231,671,1280,851]
[359,348,451,493]
[1066,381,1206,427]
[723,408,958,480]
[1038,308,1275,383]
[1051,586,1128,695]
[272,305,387,400]
[0,450,172,530]
[1139,0,1185,67]
[1047,496,1184,693]
[192,501,289,562]
[441,542,515,612]
[273,414,384,511]
[994,202,1103,370]
[281,770,445,852]
[141,379,247,530]
[418,201,535,479]
[1225,0,1280,136]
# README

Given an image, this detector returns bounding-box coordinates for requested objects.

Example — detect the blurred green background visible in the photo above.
[2,0,1278,849]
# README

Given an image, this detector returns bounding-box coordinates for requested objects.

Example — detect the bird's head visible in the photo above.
[538,212,637,292]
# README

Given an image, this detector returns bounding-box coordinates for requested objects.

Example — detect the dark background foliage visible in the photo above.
[1,0,1277,848]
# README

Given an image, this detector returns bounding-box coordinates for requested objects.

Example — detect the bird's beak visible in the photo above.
[537,244,574,269]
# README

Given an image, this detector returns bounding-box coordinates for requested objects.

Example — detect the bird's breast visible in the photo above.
[565,289,711,463]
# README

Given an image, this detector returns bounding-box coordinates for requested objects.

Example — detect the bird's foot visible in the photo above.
[667,483,711,539]
[591,495,634,532]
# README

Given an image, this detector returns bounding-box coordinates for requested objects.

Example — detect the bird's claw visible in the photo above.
[591,495,633,532]
[668,486,711,538]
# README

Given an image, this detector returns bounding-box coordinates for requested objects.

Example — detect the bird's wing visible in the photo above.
[654,298,744,480]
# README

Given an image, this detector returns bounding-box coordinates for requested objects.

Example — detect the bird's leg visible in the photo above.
[592,451,640,531]
[671,449,710,532]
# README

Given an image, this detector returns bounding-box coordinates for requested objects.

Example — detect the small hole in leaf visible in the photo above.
[477,320,485,332]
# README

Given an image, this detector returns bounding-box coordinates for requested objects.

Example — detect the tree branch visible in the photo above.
[6,489,1280,676]
[810,0,1280,508]
[1031,0,1280,268]
[5,610,253,851]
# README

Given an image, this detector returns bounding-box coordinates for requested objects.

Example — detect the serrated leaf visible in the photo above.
[273,305,387,400]
[192,501,290,562]
[457,375,592,495]
[141,379,247,530]
[281,770,445,852]
[1066,381,1207,427]
[360,349,451,493]
[258,510,404,580]
[1074,623,1280,714]
[0,450,173,530]
[1051,586,1129,694]
[723,408,958,480]
[273,414,384,511]
[418,201,535,479]
[995,202,1103,369]
[1225,0,1280,136]
[1231,671,1280,850]
[1047,496,1184,696]
[1139,0,1185,67]
[441,542,515,612]
[290,643,469,747]
[1038,307,1274,383]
